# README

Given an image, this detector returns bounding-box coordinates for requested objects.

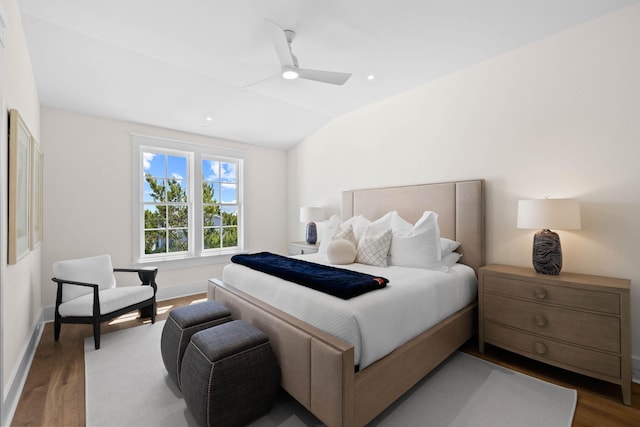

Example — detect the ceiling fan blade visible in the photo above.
[264,19,294,68]
[296,68,352,85]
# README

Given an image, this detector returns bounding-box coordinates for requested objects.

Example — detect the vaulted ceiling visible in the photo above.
[18,0,638,150]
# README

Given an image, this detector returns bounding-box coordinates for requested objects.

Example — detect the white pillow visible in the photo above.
[342,215,372,241]
[441,238,460,256]
[389,211,413,234]
[389,213,459,255]
[327,239,357,265]
[356,228,392,267]
[389,211,445,271]
[318,215,342,253]
[442,251,462,267]
[367,211,396,234]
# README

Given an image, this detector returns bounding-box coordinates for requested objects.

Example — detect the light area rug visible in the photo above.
[85,321,576,427]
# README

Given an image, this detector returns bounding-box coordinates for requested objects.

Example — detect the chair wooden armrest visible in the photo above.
[52,277,100,288]
[113,267,158,273]
[51,277,101,318]
[52,277,102,343]
[113,267,158,291]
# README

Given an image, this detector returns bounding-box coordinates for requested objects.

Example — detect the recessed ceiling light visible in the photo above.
[206,116,213,121]
[367,75,375,80]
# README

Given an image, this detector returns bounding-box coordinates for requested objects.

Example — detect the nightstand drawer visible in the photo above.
[484,275,620,314]
[288,242,319,255]
[484,293,620,352]
[484,322,621,378]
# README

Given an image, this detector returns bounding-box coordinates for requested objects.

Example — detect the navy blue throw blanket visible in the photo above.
[231,252,388,299]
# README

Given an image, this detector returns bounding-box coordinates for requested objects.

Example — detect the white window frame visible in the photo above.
[200,154,242,256]
[132,134,245,267]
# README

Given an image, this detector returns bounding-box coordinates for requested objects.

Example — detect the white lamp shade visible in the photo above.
[517,199,581,230]
[300,207,325,223]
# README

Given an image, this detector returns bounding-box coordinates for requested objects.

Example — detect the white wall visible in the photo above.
[40,107,288,307]
[1,0,41,404]
[288,4,640,358]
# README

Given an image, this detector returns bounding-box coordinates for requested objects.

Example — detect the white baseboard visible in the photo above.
[3,281,208,426]
[2,311,45,427]
[632,355,640,384]
[156,281,208,302]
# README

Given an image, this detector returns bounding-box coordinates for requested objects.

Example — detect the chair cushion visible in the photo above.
[53,254,117,302]
[58,285,154,317]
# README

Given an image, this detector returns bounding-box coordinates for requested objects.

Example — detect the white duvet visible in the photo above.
[222,253,477,369]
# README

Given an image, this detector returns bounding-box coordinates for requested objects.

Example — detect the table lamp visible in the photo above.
[299,207,325,244]
[517,198,581,275]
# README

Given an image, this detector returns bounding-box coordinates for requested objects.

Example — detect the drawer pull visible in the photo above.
[534,288,547,299]
[534,314,547,327]
[534,342,547,355]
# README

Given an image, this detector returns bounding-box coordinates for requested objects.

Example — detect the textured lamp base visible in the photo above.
[532,229,562,275]
[306,222,317,244]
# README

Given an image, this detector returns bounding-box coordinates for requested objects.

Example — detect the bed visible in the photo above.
[208,179,485,426]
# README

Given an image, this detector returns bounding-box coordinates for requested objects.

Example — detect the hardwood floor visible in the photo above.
[11,293,208,426]
[11,293,640,426]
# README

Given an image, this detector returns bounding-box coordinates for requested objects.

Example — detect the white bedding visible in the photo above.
[222,253,477,369]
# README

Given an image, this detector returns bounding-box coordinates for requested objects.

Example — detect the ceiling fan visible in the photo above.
[265,19,351,86]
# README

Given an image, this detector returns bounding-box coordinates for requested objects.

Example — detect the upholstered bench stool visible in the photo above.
[180,320,280,427]
[161,301,232,389]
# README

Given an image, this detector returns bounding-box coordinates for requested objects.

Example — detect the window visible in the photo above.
[202,158,240,250]
[132,135,244,264]
[142,151,190,255]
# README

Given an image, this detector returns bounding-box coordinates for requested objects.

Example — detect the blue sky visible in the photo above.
[143,152,237,204]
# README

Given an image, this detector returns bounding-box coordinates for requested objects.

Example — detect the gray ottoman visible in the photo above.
[161,301,232,389]
[180,320,280,427]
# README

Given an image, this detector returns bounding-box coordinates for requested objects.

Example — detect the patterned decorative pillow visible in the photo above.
[356,228,393,267]
[332,224,358,248]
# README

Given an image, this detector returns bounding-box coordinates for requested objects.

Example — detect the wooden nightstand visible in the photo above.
[478,264,631,405]
[288,241,319,255]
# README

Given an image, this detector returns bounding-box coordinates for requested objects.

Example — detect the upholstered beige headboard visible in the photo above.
[342,180,485,273]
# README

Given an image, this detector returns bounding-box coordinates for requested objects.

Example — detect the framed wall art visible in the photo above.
[30,138,43,249]
[8,109,32,264]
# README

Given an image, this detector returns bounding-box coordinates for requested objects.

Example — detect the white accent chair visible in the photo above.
[52,254,157,349]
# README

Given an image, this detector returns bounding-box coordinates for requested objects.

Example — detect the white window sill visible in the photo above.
[132,253,237,270]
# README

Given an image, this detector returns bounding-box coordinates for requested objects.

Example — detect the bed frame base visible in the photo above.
[354,303,476,425]
[209,279,476,427]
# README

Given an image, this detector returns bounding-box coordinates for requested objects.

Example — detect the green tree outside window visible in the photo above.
[143,153,189,254]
